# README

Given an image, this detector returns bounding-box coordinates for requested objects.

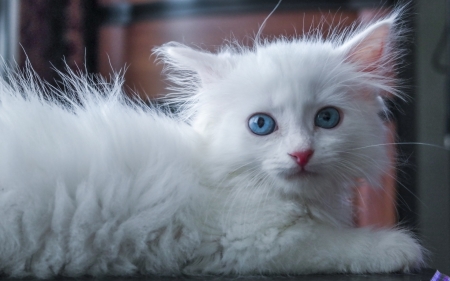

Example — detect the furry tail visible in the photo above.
[0,64,201,277]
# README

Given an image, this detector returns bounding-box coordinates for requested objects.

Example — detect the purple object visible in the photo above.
[431,270,450,281]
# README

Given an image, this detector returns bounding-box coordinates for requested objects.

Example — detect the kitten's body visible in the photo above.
[0,12,423,278]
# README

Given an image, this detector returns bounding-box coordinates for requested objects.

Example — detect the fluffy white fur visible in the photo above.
[0,11,423,278]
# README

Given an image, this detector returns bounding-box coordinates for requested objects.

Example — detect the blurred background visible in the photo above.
[0,0,448,273]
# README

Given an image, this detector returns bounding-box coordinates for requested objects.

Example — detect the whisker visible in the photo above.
[347,142,448,151]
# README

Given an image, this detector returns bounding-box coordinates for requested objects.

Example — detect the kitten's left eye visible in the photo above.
[315,107,340,129]
[248,113,276,135]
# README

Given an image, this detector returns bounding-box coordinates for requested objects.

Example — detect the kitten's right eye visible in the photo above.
[248,114,276,136]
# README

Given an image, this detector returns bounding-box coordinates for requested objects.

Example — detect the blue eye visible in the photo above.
[248,113,276,135]
[315,107,340,129]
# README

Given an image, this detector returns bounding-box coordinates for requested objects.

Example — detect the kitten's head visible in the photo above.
[155,13,403,198]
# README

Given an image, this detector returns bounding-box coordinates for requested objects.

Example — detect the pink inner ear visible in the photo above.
[345,22,391,72]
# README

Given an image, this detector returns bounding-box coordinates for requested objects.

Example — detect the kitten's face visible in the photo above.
[194,42,389,196]
[157,17,395,196]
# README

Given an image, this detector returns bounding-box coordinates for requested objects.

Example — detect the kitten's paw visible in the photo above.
[359,229,425,273]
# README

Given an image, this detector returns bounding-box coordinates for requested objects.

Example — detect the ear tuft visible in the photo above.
[154,43,229,85]
[337,12,407,100]
[341,18,394,71]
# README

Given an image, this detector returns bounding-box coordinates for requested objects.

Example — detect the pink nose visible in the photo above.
[289,149,314,168]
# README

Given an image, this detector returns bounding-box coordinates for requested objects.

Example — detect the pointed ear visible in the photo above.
[340,18,394,71]
[154,43,230,85]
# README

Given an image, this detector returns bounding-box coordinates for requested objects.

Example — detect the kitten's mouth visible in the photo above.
[283,167,317,180]
[296,169,317,177]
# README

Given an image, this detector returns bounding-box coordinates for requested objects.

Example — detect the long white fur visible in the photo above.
[0,10,423,278]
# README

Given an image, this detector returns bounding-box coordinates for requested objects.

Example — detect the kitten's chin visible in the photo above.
[288,171,319,182]
[279,167,319,181]
[271,167,327,198]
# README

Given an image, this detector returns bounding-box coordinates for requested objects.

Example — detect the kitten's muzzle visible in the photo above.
[288,149,314,169]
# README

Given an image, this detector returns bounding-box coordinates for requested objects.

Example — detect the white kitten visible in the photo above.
[0,10,423,278]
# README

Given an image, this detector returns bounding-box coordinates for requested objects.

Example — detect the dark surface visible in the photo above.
[1,269,437,281]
